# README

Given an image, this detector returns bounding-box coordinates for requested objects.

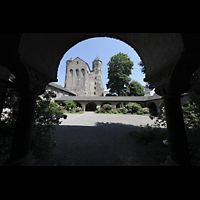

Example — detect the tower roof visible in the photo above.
[93,56,102,63]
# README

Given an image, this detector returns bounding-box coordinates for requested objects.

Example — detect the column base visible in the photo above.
[161,156,181,166]
[5,152,39,166]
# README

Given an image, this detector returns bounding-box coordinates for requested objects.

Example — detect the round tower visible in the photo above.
[65,57,73,88]
[92,56,104,96]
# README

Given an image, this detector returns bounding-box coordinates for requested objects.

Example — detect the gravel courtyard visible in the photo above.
[52,112,160,166]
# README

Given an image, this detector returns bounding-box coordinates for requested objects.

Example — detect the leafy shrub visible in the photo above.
[119,107,128,114]
[32,93,63,160]
[102,104,113,112]
[64,100,77,111]
[182,102,200,130]
[141,107,150,114]
[125,102,142,114]
[75,107,82,112]
[0,89,64,161]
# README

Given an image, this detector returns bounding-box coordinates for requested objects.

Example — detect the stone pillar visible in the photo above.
[0,65,11,116]
[5,91,38,166]
[80,102,86,112]
[4,67,49,166]
[163,94,191,166]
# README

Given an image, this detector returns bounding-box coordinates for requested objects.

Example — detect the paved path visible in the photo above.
[52,113,160,166]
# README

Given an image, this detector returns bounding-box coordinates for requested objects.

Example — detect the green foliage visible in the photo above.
[182,102,200,130]
[0,89,64,161]
[102,104,113,112]
[95,102,149,115]
[127,80,145,96]
[125,102,142,114]
[106,52,134,96]
[0,88,20,159]
[75,107,82,113]
[32,92,63,160]
[64,100,77,111]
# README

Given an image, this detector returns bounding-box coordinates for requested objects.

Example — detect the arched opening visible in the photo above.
[76,69,79,77]
[3,33,197,166]
[75,102,82,109]
[86,102,97,111]
[149,102,158,116]
[69,69,73,77]
[57,37,145,90]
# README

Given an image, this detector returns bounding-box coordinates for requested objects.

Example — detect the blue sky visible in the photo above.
[56,37,146,90]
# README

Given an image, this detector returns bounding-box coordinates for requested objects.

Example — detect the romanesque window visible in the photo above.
[81,69,85,76]
[69,69,73,77]
[76,69,79,76]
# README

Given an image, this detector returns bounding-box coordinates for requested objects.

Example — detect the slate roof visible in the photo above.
[55,95,162,102]
[93,56,102,63]
[48,82,76,96]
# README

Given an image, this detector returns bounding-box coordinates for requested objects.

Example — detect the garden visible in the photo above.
[95,102,150,115]
[59,100,83,114]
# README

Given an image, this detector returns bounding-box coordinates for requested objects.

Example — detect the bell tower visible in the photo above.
[92,56,104,96]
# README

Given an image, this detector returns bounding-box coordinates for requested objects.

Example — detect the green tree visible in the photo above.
[127,80,145,96]
[139,61,154,90]
[106,52,134,96]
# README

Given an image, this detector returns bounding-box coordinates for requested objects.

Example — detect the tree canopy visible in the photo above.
[127,80,145,96]
[106,52,134,96]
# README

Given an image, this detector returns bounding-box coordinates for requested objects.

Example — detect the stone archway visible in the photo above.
[2,33,200,166]
[148,102,158,116]
[86,102,97,111]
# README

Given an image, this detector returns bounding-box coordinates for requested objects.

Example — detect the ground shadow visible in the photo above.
[51,122,160,166]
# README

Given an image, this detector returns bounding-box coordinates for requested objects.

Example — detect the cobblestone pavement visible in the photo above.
[52,113,160,166]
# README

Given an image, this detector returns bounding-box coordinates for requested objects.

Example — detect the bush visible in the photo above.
[125,102,142,114]
[95,103,149,115]
[141,107,150,114]
[182,102,200,130]
[32,93,63,160]
[102,104,113,112]
[75,107,82,113]
[64,100,77,111]
[0,89,64,161]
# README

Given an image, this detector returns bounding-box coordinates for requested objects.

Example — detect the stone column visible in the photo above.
[5,91,39,166]
[5,67,49,166]
[163,94,191,166]
[0,65,11,116]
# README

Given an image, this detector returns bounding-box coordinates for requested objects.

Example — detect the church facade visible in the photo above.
[64,56,104,96]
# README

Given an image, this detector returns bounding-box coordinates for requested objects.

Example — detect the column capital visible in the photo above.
[14,67,51,97]
[155,81,190,97]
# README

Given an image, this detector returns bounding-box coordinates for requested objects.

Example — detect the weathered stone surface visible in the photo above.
[65,57,104,96]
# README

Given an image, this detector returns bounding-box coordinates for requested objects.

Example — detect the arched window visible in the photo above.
[69,69,73,77]
[76,69,79,76]
[81,69,85,76]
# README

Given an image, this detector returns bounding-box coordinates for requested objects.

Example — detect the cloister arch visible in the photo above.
[1,33,200,166]
[148,102,158,116]
[86,102,97,111]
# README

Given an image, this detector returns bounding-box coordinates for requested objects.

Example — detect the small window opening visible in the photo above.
[76,69,79,76]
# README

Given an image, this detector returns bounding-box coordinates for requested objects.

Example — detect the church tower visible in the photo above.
[92,56,104,96]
